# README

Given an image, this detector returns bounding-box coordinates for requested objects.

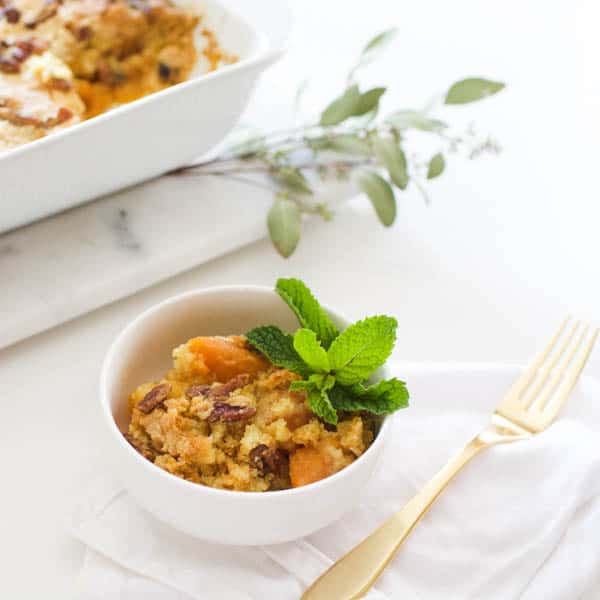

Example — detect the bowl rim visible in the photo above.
[99,284,392,499]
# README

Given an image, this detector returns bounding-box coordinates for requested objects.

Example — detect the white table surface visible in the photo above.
[2,0,600,597]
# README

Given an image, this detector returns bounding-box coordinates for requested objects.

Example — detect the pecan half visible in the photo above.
[209,374,251,399]
[249,444,288,475]
[208,402,256,422]
[138,382,171,414]
[185,383,211,399]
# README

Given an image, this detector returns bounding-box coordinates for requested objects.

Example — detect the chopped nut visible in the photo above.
[185,383,211,399]
[209,374,252,399]
[49,77,72,92]
[249,444,288,476]
[25,0,61,29]
[2,5,20,23]
[208,402,256,422]
[138,382,171,414]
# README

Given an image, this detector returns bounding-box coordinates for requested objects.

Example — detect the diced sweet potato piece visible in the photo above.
[187,336,269,382]
[289,446,334,488]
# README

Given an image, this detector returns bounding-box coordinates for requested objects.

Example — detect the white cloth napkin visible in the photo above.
[70,363,600,599]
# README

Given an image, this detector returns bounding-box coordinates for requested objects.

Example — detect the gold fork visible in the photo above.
[301,318,599,600]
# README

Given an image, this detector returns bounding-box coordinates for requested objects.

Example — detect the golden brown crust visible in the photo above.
[125,335,375,492]
[0,0,235,149]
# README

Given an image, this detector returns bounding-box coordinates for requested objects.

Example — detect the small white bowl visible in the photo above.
[99,286,391,546]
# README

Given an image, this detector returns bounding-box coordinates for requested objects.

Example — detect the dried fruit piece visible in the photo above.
[138,382,171,414]
[187,336,269,381]
[208,402,256,422]
[289,446,334,488]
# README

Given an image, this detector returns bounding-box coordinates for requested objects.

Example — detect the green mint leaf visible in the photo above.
[444,78,505,105]
[385,109,446,132]
[293,328,330,372]
[307,386,337,425]
[372,137,409,190]
[276,278,339,349]
[427,153,445,179]
[320,85,361,126]
[267,196,302,258]
[245,325,310,378]
[290,379,315,392]
[352,168,396,226]
[327,315,397,385]
[329,378,409,414]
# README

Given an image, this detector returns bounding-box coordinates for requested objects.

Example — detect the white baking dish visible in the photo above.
[0,0,291,234]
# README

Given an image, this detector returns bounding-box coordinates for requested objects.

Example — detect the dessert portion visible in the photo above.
[125,335,376,492]
[0,0,234,150]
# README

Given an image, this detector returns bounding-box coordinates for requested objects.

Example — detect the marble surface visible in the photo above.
[2,0,600,598]
[0,171,276,349]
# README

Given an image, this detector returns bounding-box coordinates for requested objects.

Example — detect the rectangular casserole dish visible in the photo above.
[0,0,290,233]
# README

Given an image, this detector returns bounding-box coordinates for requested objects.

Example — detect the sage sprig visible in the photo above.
[174,29,505,257]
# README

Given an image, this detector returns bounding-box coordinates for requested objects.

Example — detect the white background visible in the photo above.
[1,0,599,597]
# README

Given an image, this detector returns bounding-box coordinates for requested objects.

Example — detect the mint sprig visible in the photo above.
[276,278,339,349]
[245,325,311,378]
[246,278,410,425]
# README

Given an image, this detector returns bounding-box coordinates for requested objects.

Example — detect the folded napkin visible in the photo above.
[70,363,600,599]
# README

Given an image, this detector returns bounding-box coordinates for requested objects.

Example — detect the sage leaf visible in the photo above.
[386,109,446,132]
[372,137,408,190]
[320,86,386,126]
[444,78,505,104]
[271,166,313,195]
[353,87,386,117]
[358,28,398,67]
[321,134,372,156]
[427,153,445,179]
[353,168,396,226]
[267,196,301,257]
[320,85,361,126]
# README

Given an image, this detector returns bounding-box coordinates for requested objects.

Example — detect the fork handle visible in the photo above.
[300,436,489,600]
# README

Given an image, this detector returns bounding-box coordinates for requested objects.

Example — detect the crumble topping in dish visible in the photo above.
[0,0,235,150]
[124,335,376,492]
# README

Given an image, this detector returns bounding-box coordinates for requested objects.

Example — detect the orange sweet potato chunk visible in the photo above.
[187,336,269,382]
[289,446,334,488]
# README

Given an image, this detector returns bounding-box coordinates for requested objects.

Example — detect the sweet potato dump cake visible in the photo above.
[125,335,376,491]
[0,0,234,151]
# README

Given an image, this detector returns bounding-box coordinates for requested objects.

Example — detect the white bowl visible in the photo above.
[99,286,392,545]
[0,0,291,233]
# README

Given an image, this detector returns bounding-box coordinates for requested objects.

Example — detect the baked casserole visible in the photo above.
[0,0,234,151]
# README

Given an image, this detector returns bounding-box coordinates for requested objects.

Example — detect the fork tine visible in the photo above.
[533,324,588,412]
[520,320,580,409]
[502,316,569,404]
[541,327,600,422]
